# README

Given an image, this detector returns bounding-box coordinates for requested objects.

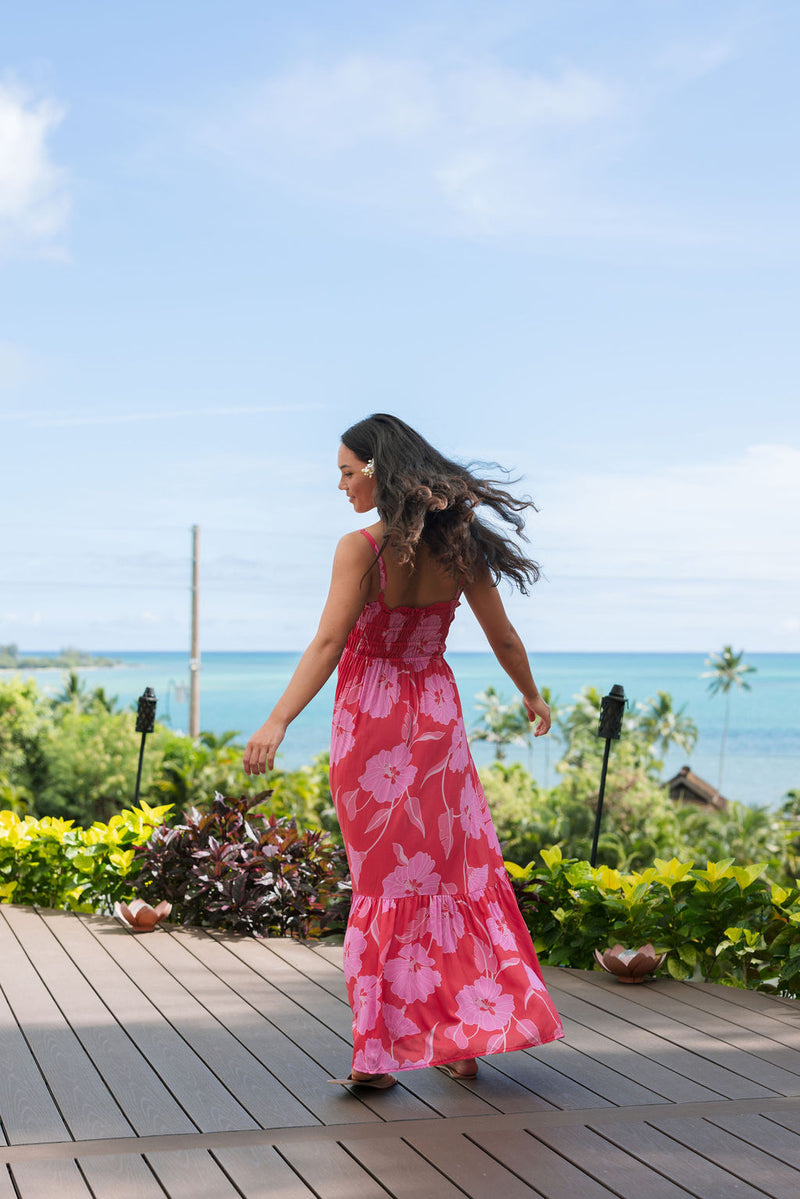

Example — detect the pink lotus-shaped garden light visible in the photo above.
[114,898,172,932]
[594,942,666,984]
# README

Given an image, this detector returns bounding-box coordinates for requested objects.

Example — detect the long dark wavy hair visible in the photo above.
[341,413,541,592]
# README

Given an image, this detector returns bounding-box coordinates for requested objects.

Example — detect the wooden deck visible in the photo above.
[2,908,800,1198]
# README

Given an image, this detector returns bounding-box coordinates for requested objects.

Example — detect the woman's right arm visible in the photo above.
[243,533,376,774]
[463,568,551,735]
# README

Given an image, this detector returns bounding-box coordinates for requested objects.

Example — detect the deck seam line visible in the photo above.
[2,1096,799,1165]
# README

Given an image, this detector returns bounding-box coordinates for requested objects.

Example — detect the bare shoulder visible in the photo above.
[335,530,377,562]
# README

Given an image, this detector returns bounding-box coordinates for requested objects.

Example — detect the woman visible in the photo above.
[244,414,563,1088]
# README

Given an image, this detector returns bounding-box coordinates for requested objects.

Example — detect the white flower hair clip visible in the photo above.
[362,458,375,478]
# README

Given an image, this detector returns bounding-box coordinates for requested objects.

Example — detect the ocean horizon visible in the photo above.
[10,650,799,810]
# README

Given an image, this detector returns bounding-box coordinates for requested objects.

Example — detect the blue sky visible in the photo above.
[2,1,799,653]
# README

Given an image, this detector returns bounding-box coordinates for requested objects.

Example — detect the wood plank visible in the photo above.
[8,1159,91,1199]
[0,910,133,1141]
[215,933,438,1121]
[341,1134,470,1198]
[0,974,70,1145]
[706,1111,800,1170]
[166,926,379,1127]
[595,1118,770,1199]
[77,1153,164,1198]
[561,970,800,1092]
[407,1130,540,1198]
[588,972,800,1070]
[530,1123,698,1198]
[213,1144,320,1199]
[146,1148,241,1198]
[683,979,800,1025]
[531,1036,669,1108]
[45,910,256,1134]
[489,1046,615,1110]
[467,1128,619,1198]
[278,1139,389,1198]
[6,907,196,1138]
[656,978,800,1049]
[0,1166,17,1198]
[257,938,352,1004]
[648,1114,800,1199]
[138,927,322,1130]
[79,916,276,1132]
[547,984,773,1101]
[248,939,557,1119]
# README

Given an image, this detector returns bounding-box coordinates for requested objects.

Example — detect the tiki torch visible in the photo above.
[590,683,627,868]
[133,686,157,806]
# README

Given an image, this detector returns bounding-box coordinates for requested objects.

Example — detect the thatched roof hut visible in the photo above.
[664,765,728,811]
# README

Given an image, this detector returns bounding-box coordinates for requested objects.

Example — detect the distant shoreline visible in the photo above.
[0,657,125,672]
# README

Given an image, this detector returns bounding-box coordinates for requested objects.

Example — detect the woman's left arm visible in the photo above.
[243,533,375,774]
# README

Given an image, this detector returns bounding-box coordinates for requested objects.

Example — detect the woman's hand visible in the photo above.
[243,717,287,775]
[523,693,551,736]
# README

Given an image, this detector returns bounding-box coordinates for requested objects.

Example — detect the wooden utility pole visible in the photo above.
[189,524,200,738]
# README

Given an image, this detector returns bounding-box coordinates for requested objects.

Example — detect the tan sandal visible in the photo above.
[329,1072,397,1090]
[436,1062,479,1080]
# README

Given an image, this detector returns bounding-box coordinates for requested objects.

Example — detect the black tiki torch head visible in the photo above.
[135,687,157,734]
[598,684,626,741]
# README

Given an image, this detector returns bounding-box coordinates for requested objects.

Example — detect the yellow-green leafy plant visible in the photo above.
[507,846,800,997]
[0,801,173,912]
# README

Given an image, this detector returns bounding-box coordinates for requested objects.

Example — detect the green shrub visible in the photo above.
[0,802,173,911]
[132,791,350,937]
[509,846,800,997]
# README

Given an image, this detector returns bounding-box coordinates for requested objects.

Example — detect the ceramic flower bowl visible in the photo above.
[114,898,172,932]
[593,942,666,984]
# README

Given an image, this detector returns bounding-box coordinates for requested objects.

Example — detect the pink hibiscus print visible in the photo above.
[447,723,471,773]
[459,776,487,839]
[523,961,547,993]
[331,706,355,762]
[486,901,517,950]
[404,613,442,658]
[383,852,442,899]
[384,1003,420,1040]
[419,671,458,725]
[455,976,515,1032]
[343,926,368,981]
[383,610,407,649]
[359,661,401,718]
[427,896,465,953]
[352,974,381,1034]
[384,944,442,1003]
[359,742,417,804]
[353,1039,399,1074]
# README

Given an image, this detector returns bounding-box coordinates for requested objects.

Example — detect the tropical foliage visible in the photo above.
[0,802,172,911]
[470,686,532,760]
[702,645,757,794]
[508,846,800,998]
[133,792,349,937]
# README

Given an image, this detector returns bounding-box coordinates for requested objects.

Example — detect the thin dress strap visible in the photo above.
[359,528,387,592]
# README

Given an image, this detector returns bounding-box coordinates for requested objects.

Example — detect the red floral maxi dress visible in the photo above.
[329,531,564,1074]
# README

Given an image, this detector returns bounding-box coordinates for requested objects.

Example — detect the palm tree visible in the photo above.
[54,671,89,710]
[639,691,698,761]
[470,686,532,761]
[702,646,756,795]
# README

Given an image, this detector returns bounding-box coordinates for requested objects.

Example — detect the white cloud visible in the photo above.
[200,55,622,237]
[0,82,69,258]
[537,444,800,585]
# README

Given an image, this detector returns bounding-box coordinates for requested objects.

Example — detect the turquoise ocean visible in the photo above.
[20,651,800,809]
